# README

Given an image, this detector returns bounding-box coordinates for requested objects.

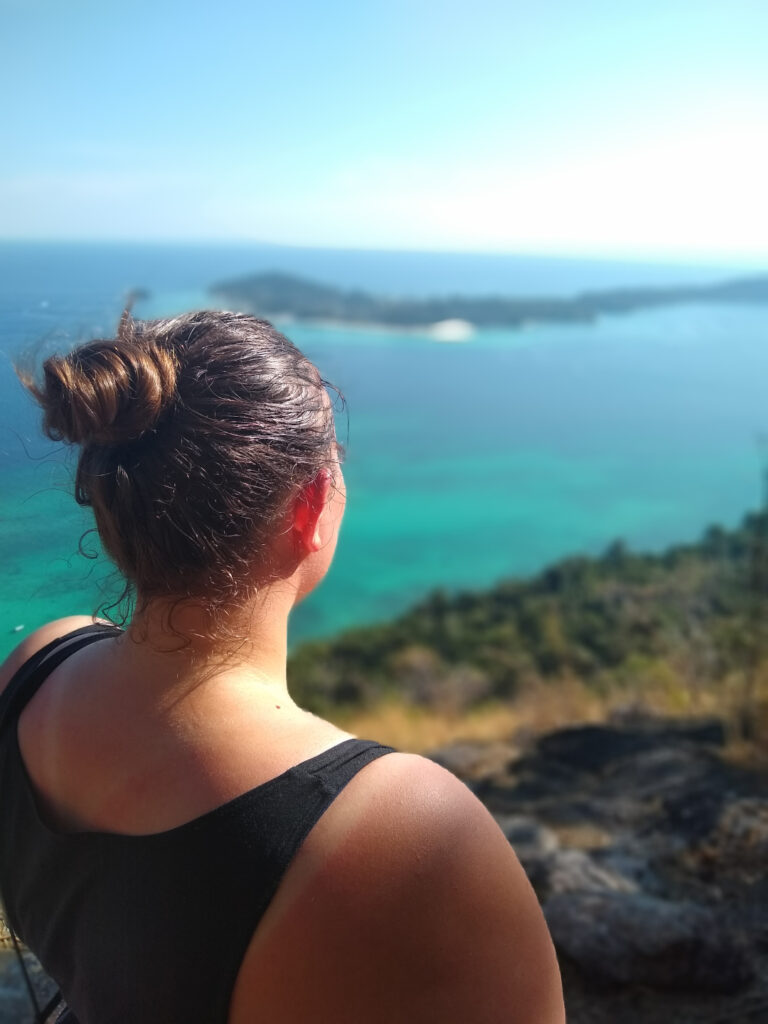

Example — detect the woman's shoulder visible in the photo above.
[230,750,565,1024]
[0,616,110,696]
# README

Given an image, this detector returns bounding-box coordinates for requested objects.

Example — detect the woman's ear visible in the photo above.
[292,468,333,553]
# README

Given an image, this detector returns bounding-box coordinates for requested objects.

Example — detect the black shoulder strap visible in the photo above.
[0,624,118,1024]
[0,624,121,735]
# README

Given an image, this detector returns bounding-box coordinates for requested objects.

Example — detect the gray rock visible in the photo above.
[545,849,638,896]
[591,846,662,894]
[608,709,726,747]
[427,741,515,781]
[535,718,725,774]
[494,815,559,861]
[602,745,721,795]
[696,798,768,883]
[517,845,642,902]
[545,890,754,992]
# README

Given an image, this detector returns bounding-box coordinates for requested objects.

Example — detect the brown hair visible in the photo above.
[21,310,342,617]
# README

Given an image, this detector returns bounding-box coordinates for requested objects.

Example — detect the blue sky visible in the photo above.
[3,0,768,259]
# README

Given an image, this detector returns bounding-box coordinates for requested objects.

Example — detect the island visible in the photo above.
[210,270,768,330]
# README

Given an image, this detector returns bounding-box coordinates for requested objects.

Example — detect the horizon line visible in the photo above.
[0,236,766,268]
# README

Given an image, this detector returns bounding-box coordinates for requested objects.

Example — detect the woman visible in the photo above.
[0,311,564,1023]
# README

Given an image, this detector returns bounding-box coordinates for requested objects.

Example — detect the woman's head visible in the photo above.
[23,310,344,618]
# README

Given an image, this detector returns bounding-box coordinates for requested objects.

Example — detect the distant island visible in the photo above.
[210,270,768,331]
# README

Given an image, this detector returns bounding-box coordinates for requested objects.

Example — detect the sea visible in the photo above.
[1,241,767,660]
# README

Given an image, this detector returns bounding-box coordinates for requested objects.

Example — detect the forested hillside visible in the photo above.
[289,515,768,719]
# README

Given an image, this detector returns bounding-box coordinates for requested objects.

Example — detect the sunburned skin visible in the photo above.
[229,751,565,1024]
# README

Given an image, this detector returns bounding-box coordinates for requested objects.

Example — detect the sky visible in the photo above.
[3,0,768,260]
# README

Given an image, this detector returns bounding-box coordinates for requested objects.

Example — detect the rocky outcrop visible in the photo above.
[545,891,754,992]
[534,718,726,773]
[431,714,768,1023]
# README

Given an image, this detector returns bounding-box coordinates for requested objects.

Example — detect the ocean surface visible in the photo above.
[1,241,767,659]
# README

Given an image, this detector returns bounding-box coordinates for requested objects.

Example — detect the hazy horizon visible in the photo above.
[1,237,765,272]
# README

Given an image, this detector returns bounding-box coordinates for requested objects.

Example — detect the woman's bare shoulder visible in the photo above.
[230,751,565,1024]
[0,616,106,695]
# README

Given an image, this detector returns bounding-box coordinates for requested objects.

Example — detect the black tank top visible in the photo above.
[0,625,394,1024]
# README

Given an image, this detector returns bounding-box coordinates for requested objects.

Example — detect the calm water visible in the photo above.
[1,242,766,658]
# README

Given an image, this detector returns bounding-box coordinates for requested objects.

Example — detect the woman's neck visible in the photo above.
[120,583,297,704]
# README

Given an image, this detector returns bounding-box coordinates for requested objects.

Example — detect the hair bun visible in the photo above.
[36,334,178,446]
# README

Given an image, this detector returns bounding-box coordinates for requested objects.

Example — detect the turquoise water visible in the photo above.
[1,243,767,659]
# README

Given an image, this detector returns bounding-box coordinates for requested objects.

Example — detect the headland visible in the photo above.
[210,270,768,331]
